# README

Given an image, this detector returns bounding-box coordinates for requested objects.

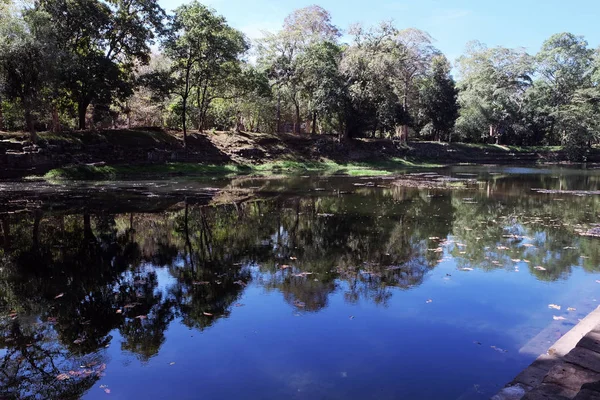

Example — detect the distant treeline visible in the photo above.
[0,1,599,158]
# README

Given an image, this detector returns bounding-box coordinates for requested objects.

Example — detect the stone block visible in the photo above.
[543,362,600,391]
[579,332,600,353]
[522,383,576,399]
[566,348,600,373]
[515,365,553,387]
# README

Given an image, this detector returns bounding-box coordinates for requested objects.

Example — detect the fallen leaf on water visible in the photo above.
[426,299,433,304]
[535,266,547,271]
[54,293,64,299]
[56,373,70,381]
[459,268,473,272]
[293,300,306,308]
[568,307,576,312]
[491,345,507,353]
[548,304,561,310]
[553,316,566,321]
[203,312,213,316]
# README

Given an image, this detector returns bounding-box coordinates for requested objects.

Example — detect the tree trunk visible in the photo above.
[0,100,4,131]
[1,217,10,251]
[235,111,242,133]
[78,101,89,130]
[83,213,94,242]
[294,101,301,134]
[32,210,42,250]
[51,103,60,133]
[311,111,317,135]
[24,107,37,143]
[338,118,348,142]
[276,92,281,134]
[182,95,188,148]
[182,59,192,147]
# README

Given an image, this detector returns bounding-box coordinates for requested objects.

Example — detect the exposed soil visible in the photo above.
[1,128,598,179]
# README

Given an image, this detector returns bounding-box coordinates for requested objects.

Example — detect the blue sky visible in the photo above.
[158,0,600,62]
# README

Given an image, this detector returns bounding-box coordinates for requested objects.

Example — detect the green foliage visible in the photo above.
[455,41,534,144]
[418,55,459,141]
[37,0,166,129]
[0,1,598,158]
[163,1,249,142]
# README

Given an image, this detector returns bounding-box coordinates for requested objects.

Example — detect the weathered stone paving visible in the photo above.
[493,307,600,400]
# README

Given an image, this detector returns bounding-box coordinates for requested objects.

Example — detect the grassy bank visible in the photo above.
[6,128,597,181]
[38,158,443,181]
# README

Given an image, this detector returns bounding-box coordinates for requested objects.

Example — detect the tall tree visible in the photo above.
[38,0,166,129]
[296,41,345,135]
[419,55,459,142]
[259,5,340,134]
[0,3,54,142]
[534,33,595,154]
[394,28,439,141]
[455,41,533,144]
[340,21,409,139]
[164,1,248,145]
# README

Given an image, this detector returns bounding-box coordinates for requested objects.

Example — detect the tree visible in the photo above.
[534,33,595,155]
[340,22,409,139]
[393,28,439,141]
[419,55,459,142]
[38,0,166,129]
[0,4,54,142]
[297,41,345,135]
[455,41,533,144]
[164,1,248,145]
[258,5,340,134]
[282,5,341,46]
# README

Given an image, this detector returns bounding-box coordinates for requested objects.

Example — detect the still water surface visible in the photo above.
[1,166,600,399]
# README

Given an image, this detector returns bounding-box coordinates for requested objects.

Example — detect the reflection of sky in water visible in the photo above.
[91,262,600,400]
[1,166,600,400]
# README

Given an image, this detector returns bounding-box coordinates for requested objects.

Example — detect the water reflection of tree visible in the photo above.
[1,180,599,397]
[0,318,104,400]
[450,189,600,278]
